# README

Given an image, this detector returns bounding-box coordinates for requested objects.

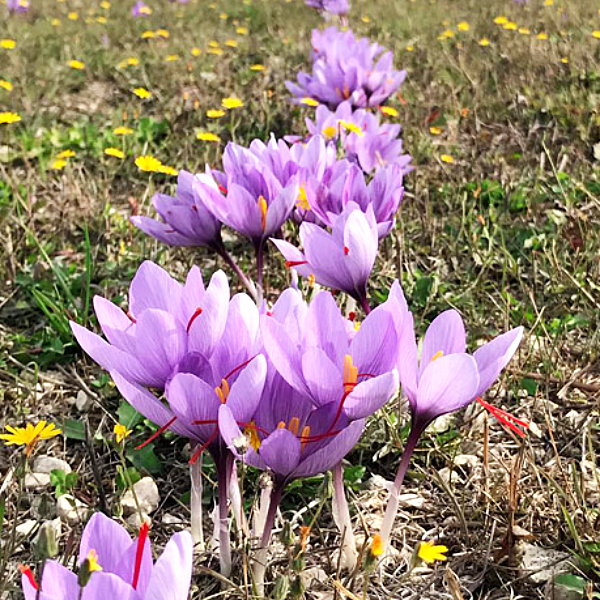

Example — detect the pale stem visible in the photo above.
[379,427,420,548]
[190,453,204,551]
[331,461,358,571]
[216,453,234,577]
[216,245,257,301]
[255,241,265,305]
[229,466,248,537]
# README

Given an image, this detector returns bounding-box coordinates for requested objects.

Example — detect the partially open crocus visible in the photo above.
[70,261,230,389]
[304,0,349,15]
[21,512,192,600]
[6,0,30,14]
[131,0,152,16]
[271,202,379,308]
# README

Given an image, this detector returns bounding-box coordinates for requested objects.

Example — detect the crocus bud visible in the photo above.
[273,574,290,600]
[34,521,59,560]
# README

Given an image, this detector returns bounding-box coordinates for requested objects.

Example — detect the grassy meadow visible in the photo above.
[0,0,599,597]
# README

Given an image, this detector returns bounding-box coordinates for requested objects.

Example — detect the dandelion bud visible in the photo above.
[34,521,59,560]
[273,574,290,600]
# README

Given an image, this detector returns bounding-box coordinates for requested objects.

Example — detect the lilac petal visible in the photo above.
[129,261,182,317]
[263,182,298,236]
[178,265,205,328]
[111,371,195,439]
[270,238,312,279]
[93,296,132,342]
[301,347,343,407]
[131,215,196,246]
[31,562,78,600]
[226,355,267,423]
[396,312,418,401]
[81,572,140,600]
[343,371,398,420]
[218,404,264,469]
[342,209,378,291]
[420,310,466,373]
[145,531,193,600]
[474,327,524,397]
[292,419,364,479]
[350,308,398,375]
[259,428,302,477]
[415,354,479,427]
[78,513,133,572]
[70,322,156,386]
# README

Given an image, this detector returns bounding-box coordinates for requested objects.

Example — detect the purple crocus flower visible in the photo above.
[305,0,350,15]
[6,0,29,13]
[131,170,222,250]
[286,27,406,109]
[261,288,401,422]
[271,202,379,306]
[70,261,230,389]
[21,512,192,600]
[194,141,299,248]
[305,100,412,174]
[131,0,152,17]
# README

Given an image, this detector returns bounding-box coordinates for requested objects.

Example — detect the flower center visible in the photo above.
[86,550,102,573]
[275,418,311,451]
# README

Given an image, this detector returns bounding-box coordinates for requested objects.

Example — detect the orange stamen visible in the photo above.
[258,195,268,231]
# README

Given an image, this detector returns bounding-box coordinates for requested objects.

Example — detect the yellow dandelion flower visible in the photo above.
[56,149,76,159]
[438,29,454,39]
[104,147,125,159]
[101,0,110,9]
[493,16,508,25]
[132,87,152,99]
[418,540,448,565]
[96,16,107,23]
[536,32,548,40]
[503,22,517,31]
[440,154,455,164]
[236,26,248,35]
[518,27,530,35]
[370,533,385,557]
[159,164,178,176]
[591,31,600,39]
[191,47,202,56]
[457,21,470,32]
[0,421,61,456]
[113,126,134,135]
[406,44,414,51]
[51,159,67,170]
[165,54,179,62]
[479,37,491,46]
[51,18,61,26]
[219,12,228,19]
[225,39,238,48]
[380,106,399,117]
[68,59,85,70]
[208,40,220,48]
[113,423,132,443]
[250,64,265,71]
[222,97,243,109]
[560,57,568,63]
[68,11,78,20]
[429,126,443,135]
[207,109,226,118]
[0,39,16,50]
[361,15,371,23]
[300,97,319,107]
[544,0,554,5]
[196,131,221,142]
[156,29,169,38]
[0,111,21,125]
[0,80,13,92]
[135,155,163,172]
[207,48,224,56]
[141,30,155,39]
[138,5,152,14]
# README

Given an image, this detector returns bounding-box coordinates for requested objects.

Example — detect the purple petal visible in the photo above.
[226,354,267,423]
[80,572,139,600]
[420,310,466,373]
[129,261,182,318]
[259,428,302,477]
[350,307,397,375]
[301,347,343,407]
[145,531,193,600]
[343,371,398,420]
[78,513,134,572]
[31,562,78,600]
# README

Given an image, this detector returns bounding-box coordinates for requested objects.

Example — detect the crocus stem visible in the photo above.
[379,427,421,549]
[255,242,265,305]
[253,483,284,597]
[216,453,234,577]
[360,295,372,315]
[229,466,248,538]
[190,453,204,551]
[217,246,257,301]
[331,461,357,570]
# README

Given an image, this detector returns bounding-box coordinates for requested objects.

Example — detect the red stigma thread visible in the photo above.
[132,522,149,590]
[136,416,178,450]
[189,428,219,464]
[126,311,137,323]
[344,246,350,255]
[186,307,203,333]
[348,311,356,321]
[285,260,308,268]
[477,397,529,438]
[218,184,228,195]
[19,565,38,591]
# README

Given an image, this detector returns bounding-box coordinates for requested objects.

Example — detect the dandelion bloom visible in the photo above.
[68,59,85,70]
[418,540,448,564]
[593,31,600,40]
[221,97,243,109]
[104,147,125,159]
[196,131,221,142]
[250,64,265,71]
[132,87,152,99]
[135,155,163,172]
[113,423,132,443]
[206,109,225,118]
[68,11,78,20]
[1,421,61,456]
[0,111,21,124]
[113,126,134,135]
[21,513,192,599]
[0,39,17,49]
[57,149,76,159]
[0,79,13,91]
[51,159,68,170]
[479,37,491,46]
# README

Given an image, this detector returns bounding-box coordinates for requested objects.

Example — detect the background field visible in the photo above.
[0,0,599,597]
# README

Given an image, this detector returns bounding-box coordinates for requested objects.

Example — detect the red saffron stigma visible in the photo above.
[189,428,219,464]
[223,355,257,381]
[132,522,149,590]
[266,311,273,317]
[19,565,38,591]
[477,397,529,438]
[348,311,356,321]
[344,246,350,255]
[218,184,228,195]
[186,307,203,333]
[285,260,308,268]
[126,311,137,323]
[136,416,178,450]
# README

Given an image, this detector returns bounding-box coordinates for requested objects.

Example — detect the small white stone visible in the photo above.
[454,454,480,469]
[518,542,571,583]
[438,467,464,485]
[57,494,87,525]
[121,477,160,516]
[75,390,92,412]
[16,519,38,537]
[161,513,184,525]
[127,512,152,529]
[33,455,72,474]
[25,473,51,490]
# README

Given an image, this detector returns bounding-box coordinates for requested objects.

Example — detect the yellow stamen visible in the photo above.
[300,425,310,451]
[308,274,315,288]
[430,350,444,362]
[370,533,384,557]
[343,355,358,394]
[288,417,300,436]
[296,186,311,211]
[322,125,337,138]
[277,421,286,429]
[214,378,230,403]
[86,550,103,572]
[245,422,261,451]
[338,120,364,137]
[258,195,268,231]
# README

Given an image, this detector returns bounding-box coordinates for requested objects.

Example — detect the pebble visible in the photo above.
[75,390,92,412]
[24,472,51,490]
[518,541,571,583]
[56,494,87,525]
[33,455,72,474]
[16,519,38,537]
[121,477,160,516]
[127,512,152,529]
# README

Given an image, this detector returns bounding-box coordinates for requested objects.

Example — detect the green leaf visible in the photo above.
[127,444,162,474]
[63,419,86,441]
[116,465,141,491]
[520,377,538,396]
[343,465,365,485]
[553,573,586,592]
[118,401,143,429]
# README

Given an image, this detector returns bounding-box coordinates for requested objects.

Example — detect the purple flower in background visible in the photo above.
[21,512,192,600]
[194,142,299,248]
[70,261,230,389]
[305,101,412,174]
[131,170,222,250]
[261,288,401,422]
[286,27,406,109]
[305,0,350,15]
[131,0,152,17]
[272,202,380,304]
[6,0,29,13]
